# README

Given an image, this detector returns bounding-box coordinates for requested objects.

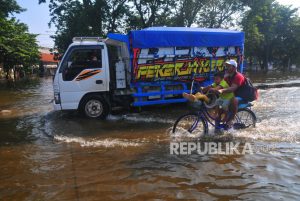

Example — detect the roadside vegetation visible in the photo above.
[0,0,40,81]
[39,0,300,71]
[1,0,300,82]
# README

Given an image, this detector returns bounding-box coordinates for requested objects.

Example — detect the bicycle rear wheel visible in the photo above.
[233,108,257,129]
[172,113,207,135]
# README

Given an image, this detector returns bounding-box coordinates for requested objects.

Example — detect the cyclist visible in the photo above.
[217,59,245,127]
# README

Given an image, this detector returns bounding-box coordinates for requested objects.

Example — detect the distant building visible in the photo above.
[39,47,58,76]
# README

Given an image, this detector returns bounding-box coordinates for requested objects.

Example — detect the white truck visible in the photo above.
[53,27,244,118]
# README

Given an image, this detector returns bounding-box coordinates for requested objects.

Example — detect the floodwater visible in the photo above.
[0,72,300,200]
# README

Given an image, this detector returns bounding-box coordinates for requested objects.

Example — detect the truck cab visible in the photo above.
[53,37,130,118]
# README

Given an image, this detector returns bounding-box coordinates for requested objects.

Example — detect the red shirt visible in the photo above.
[225,72,245,87]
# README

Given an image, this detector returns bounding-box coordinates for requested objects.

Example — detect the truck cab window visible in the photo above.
[62,48,102,81]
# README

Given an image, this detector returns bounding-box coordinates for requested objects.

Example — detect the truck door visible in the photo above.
[58,45,109,110]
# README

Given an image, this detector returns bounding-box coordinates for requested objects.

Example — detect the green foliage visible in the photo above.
[170,0,207,27]
[0,0,24,18]
[127,0,175,29]
[45,0,129,52]
[242,0,300,69]
[44,0,247,52]
[0,19,40,71]
[41,0,300,70]
[48,0,105,52]
[0,0,40,78]
[198,0,246,28]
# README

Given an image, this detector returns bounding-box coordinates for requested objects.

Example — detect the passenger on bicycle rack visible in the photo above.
[183,71,234,127]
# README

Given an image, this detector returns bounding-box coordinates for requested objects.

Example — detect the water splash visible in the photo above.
[168,127,203,139]
[54,135,143,148]
[231,121,300,143]
[107,113,173,124]
[169,87,300,143]
[124,115,173,124]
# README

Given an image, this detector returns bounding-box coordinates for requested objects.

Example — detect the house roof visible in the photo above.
[40,53,57,63]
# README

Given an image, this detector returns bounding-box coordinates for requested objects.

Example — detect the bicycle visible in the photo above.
[172,86,257,135]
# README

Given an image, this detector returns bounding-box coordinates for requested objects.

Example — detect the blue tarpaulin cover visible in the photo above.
[108,27,244,48]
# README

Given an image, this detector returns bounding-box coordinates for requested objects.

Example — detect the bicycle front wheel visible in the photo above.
[233,108,257,129]
[172,113,207,135]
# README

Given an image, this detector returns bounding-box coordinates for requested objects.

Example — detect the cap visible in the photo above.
[225,59,237,68]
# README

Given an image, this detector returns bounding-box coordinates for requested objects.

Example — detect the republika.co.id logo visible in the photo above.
[170,142,267,155]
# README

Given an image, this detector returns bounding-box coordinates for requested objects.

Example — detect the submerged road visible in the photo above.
[0,72,300,200]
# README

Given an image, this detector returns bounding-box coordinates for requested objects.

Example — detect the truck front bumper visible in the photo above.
[53,102,62,110]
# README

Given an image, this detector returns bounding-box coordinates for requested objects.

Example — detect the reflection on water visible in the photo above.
[246,70,300,84]
[0,74,300,200]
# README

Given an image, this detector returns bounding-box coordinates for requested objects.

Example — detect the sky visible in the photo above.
[15,0,55,48]
[14,0,300,48]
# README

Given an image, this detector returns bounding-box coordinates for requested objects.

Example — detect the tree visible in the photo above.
[41,0,247,52]
[198,0,246,28]
[41,0,300,72]
[170,0,207,27]
[286,17,300,67]
[106,0,130,33]
[127,0,175,29]
[0,0,24,18]
[46,0,106,52]
[0,0,40,80]
[242,0,300,70]
[271,5,300,69]
[40,0,130,52]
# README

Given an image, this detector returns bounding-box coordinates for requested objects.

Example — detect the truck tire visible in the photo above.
[79,95,110,119]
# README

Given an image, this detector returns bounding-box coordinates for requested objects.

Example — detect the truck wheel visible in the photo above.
[79,95,109,119]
